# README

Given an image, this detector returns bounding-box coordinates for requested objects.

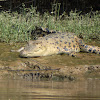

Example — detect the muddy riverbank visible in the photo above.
[0,43,100,81]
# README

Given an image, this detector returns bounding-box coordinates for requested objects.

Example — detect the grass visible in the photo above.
[0,6,100,43]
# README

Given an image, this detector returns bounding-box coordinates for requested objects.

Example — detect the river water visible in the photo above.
[0,79,100,100]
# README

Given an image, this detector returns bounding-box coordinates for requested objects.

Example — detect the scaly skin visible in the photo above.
[30,27,56,39]
[17,31,100,57]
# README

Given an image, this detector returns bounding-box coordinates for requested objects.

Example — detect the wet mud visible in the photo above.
[0,42,100,81]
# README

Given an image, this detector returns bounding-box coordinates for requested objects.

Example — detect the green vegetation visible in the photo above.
[0,6,100,43]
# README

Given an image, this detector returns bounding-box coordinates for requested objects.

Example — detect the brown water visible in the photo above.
[0,79,100,100]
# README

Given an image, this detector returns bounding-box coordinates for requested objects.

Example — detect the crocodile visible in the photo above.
[11,29,100,57]
[30,27,56,39]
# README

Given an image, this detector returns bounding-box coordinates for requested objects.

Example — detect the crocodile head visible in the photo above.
[20,40,46,57]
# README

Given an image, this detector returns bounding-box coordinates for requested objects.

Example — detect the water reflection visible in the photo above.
[0,79,100,100]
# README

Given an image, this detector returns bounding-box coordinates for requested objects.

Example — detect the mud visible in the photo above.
[0,42,100,81]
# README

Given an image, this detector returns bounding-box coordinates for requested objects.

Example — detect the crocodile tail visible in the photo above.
[76,38,100,54]
[80,44,100,54]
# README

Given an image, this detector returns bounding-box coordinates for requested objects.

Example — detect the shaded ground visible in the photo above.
[0,42,100,81]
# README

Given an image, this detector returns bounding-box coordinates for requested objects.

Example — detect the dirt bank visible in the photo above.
[0,43,100,81]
